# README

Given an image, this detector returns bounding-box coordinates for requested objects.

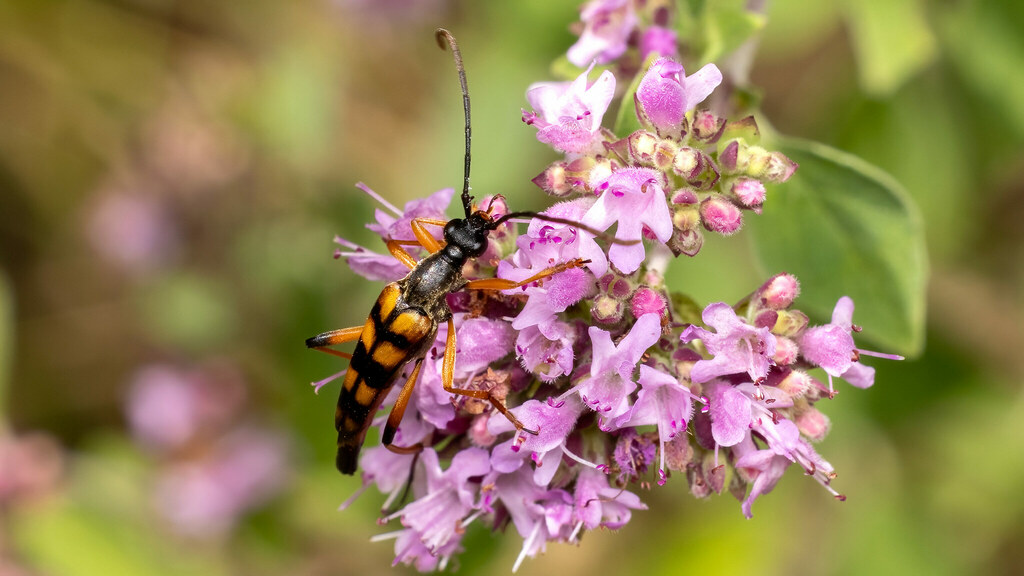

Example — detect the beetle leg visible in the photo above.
[385,240,420,269]
[411,217,447,254]
[440,318,538,435]
[382,358,425,455]
[305,326,363,359]
[464,258,591,291]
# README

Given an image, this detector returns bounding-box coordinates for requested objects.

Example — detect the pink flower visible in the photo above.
[614,365,695,484]
[522,65,616,156]
[583,167,673,274]
[571,313,663,425]
[567,0,637,66]
[635,58,722,136]
[799,296,903,394]
[494,467,576,572]
[681,302,777,384]
[334,184,454,282]
[489,397,584,486]
[706,381,752,447]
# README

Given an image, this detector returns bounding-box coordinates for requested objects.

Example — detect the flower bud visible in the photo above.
[654,139,678,171]
[743,145,773,178]
[764,151,798,183]
[691,110,726,143]
[772,336,799,366]
[592,294,624,324]
[776,369,813,398]
[670,189,698,205]
[672,205,700,230]
[731,177,766,207]
[531,162,571,196]
[586,157,616,190]
[688,151,720,190]
[663,434,693,472]
[772,309,809,337]
[795,407,831,442]
[627,130,660,166]
[669,227,703,257]
[699,196,742,235]
[757,273,800,310]
[672,146,702,180]
[630,286,667,319]
[718,139,740,172]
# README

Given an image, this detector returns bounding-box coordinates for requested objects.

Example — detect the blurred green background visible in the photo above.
[1,0,1022,574]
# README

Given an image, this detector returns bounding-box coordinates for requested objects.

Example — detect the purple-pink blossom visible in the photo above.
[681,302,777,384]
[567,0,637,67]
[635,58,722,137]
[583,167,673,274]
[522,66,615,156]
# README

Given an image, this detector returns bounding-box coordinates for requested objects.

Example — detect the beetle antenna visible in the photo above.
[435,28,473,218]
[490,211,641,246]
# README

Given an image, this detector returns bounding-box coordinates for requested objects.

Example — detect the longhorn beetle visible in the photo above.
[306,29,633,475]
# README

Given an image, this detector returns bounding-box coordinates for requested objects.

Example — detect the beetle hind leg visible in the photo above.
[440,319,539,436]
[306,326,363,359]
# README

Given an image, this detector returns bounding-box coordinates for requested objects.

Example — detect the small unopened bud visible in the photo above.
[586,157,615,190]
[630,286,667,318]
[592,294,624,324]
[744,146,773,178]
[654,139,678,171]
[795,407,831,442]
[764,151,798,183]
[758,273,800,310]
[532,162,571,196]
[719,139,740,172]
[689,151,720,190]
[777,369,813,398]
[691,110,726,143]
[628,130,660,166]
[468,413,497,447]
[672,146,702,180]
[673,205,700,231]
[671,189,698,205]
[731,177,766,207]
[772,336,799,366]
[669,227,703,257]
[699,196,743,235]
[772,309,809,337]
[663,434,693,472]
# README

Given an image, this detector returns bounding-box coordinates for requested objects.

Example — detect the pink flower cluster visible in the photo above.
[315,2,901,571]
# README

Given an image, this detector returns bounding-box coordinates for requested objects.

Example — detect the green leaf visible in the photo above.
[842,0,937,95]
[699,3,766,65]
[748,139,927,356]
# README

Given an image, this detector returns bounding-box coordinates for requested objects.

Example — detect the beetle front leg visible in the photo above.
[440,318,538,435]
[463,258,590,291]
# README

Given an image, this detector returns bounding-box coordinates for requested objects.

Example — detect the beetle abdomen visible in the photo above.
[334,283,436,474]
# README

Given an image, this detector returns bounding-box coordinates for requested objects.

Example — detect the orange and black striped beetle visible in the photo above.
[307,29,626,475]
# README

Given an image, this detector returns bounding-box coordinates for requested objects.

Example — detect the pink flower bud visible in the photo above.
[699,196,743,235]
[719,140,740,172]
[758,273,801,310]
[772,336,800,365]
[795,407,831,442]
[592,294,624,324]
[671,189,698,205]
[669,227,703,257]
[732,177,766,207]
[630,286,666,318]
[765,151,798,183]
[691,110,725,143]
[776,369,813,397]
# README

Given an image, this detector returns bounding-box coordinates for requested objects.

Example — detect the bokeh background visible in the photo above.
[2,0,1023,574]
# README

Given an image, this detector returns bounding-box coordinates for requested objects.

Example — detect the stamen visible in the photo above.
[337,481,369,511]
[355,182,402,216]
[856,348,905,361]
[312,369,347,394]
[561,445,606,472]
